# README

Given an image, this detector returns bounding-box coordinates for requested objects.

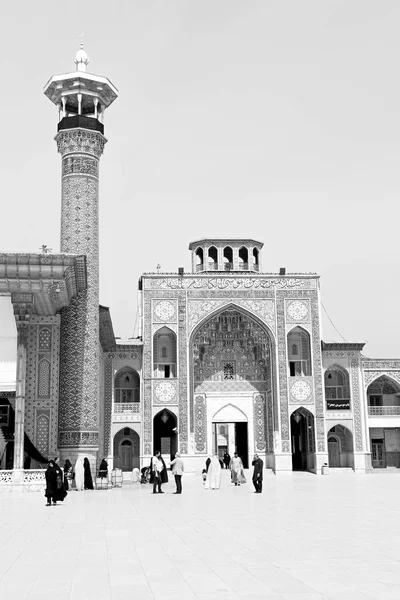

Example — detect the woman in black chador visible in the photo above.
[83,457,94,490]
[98,458,108,479]
[45,458,67,506]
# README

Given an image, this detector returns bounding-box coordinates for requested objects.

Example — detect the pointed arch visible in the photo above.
[287,326,311,376]
[327,424,354,469]
[153,326,177,378]
[324,364,350,409]
[212,403,248,422]
[114,366,140,403]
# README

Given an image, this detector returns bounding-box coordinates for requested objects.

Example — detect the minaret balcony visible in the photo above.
[57,115,104,134]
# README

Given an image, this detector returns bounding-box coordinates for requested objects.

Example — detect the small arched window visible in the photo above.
[115,368,140,403]
[153,327,177,378]
[324,367,350,409]
[287,327,311,376]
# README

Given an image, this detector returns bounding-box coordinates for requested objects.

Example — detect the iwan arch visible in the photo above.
[2,48,400,489]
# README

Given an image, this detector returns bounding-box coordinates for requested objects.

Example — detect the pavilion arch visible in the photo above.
[113,426,140,471]
[327,424,354,469]
[287,326,312,376]
[114,366,140,403]
[153,326,177,378]
[290,406,316,472]
[153,408,178,458]
[324,364,351,408]
[212,403,248,423]
[366,374,400,412]
[189,302,277,435]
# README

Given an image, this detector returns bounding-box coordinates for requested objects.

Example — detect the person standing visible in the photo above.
[63,459,73,491]
[83,457,94,490]
[74,457,84,491]
[45,458,67,506]
[252,454,263,493]
[151,451,166,494]
[98,458,108,479]
[170,452,184,494]
[230,452,244,486]
[205,454,222,490]
[223,451,231,469]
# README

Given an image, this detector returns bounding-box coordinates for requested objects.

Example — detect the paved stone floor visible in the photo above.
[1,470,400,599]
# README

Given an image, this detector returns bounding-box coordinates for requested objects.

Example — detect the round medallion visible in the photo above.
[291,380,311,401]
[154,301,175,321]
[287,301,308,321]
[155,381,176,402]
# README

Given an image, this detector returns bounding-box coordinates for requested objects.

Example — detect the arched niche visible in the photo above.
[114,367,140,403]
[287,326,311,376]
[153,326,177,378]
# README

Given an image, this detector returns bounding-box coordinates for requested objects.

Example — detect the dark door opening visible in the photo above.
[235,422,249,468]
[291,413,307,471]
[212,421,248,468]
[153,409,177,460]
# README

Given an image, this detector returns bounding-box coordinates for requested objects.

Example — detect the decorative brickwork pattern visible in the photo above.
[188,299,276,334]
[36,410,50,456]
[276,293,289,451]
[363,370,400,388]
[24,317,60,457]
[351,359,363,451]
[57,129,104,450]
[103,356,113,456]
[253,393,266,452]
[194,395,207,453]
[178,294,188,452]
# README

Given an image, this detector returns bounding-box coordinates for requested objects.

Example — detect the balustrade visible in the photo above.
[368,406,400,416]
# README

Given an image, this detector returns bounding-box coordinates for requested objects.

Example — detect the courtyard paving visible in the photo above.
[0,470,400,599]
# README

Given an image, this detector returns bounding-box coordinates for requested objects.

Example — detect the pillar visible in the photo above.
[56,128,106,462]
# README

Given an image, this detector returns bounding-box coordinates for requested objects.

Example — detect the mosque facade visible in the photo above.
[1,50,400,487]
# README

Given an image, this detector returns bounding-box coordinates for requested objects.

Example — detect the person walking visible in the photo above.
[230,452,244,486]
[63,459,73,491]
[45,458,67,506]
[223,451,231,469]
[252,454,263,493]
[151,451,166,494]
[170,452,184,494]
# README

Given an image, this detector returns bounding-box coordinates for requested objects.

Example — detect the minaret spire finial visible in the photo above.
[74,33,89,72]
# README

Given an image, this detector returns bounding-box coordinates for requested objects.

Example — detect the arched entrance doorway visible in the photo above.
[327,425,354,469]
[190,306,275,462]
[212,404,249,467]
[290,408,315,471]
[153,409,177,459]
[113,428,140,471]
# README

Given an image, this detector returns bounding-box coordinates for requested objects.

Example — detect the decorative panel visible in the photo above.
[253,393,266,452]
[194,395,207,453]
[289,377,314,404]
[36,409,50,457]
[351,359,363,452]
[178,294,188,453]
[103,355,113,456]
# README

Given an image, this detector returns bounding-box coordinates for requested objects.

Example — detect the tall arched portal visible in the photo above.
[190,306,275,465]
[153,409,177,460]
[290,408,315,471]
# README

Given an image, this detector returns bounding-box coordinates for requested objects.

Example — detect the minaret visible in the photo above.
[44,47,118,463]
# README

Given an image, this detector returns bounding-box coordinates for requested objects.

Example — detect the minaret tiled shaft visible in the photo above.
[56,130,105,450]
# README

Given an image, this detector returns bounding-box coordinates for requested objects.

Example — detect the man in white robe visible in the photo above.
[74,458,84,491]
[205,454,221,490]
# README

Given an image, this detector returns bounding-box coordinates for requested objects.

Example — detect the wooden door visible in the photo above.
[120,441,133,471]
[328,437,340,467]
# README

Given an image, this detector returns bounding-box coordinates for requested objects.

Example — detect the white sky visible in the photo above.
[0,1,399,359]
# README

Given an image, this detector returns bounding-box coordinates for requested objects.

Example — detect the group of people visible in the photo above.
[45,452,264,503]
[149,450,184,494]
[45,456,108,506]
[203,453,264,493]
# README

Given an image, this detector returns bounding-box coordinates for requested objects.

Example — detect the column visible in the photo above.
[13,324,28,470]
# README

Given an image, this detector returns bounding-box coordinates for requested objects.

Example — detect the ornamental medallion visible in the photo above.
[291,380,312,401]
[287,300,308,321]
[155,381,176,402]
[154,300,175,321]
